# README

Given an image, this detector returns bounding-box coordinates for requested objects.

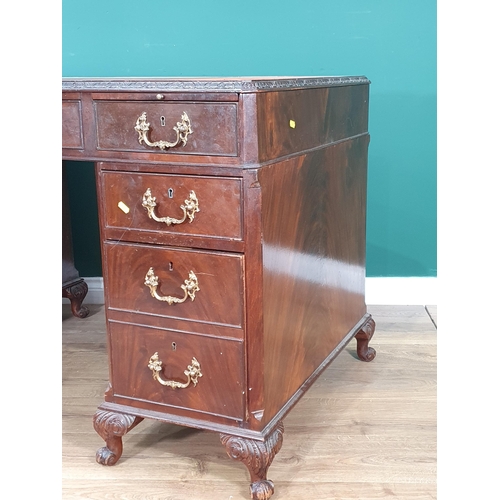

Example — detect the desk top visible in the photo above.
[62,76,370,93]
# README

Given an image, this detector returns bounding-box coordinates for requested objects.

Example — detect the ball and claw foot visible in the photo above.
[355,316,376,362]
[93,409,143,466]
[221,421,284,500]
[62,279,90,318]
[250,479,275,500]
[96,445,119,466]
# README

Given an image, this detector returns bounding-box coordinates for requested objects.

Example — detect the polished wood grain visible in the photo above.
[105,322,245,420]
[94,100,238,156]
[62,79,369,168]
[98,168,243,243]
[257,136,370,426]
[62,94,84,149]
[63,77,377,498]
[90,91,240,102]
[62,304,436,500]
[256,85,369,162]
[241,169,267,424]
[103,241,244,328]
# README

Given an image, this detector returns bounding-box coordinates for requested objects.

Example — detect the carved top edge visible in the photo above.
[62,76,370,92]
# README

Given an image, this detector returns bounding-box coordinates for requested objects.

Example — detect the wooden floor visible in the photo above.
[62,304,437,499]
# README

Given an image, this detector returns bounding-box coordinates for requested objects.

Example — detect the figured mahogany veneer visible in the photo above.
[62,76,376,500]
[104,241,244,328]
[100,170,243,245]
[94,99,238,156]
[108,322,245,419]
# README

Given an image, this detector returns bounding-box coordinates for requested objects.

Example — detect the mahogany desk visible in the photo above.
[62,76,376,500]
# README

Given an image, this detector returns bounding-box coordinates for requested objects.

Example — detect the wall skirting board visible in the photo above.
[365,277,437,305]
[62,277,437,306]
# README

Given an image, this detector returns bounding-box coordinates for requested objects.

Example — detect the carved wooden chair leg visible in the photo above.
[355,316,376,362]
[220,421,284,500]
[62,279,90,318]
[93,410,143,465]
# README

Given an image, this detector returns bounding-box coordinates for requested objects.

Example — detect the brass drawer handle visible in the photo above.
[144,267,199,305]
[148,352,202,389]
[142,188,200,226]
[135,111,192,150]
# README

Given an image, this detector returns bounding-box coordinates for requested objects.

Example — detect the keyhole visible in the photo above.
[169,261,174,271]
[160,116,166,126]
[168,188,174,198]
[171,342,176,351]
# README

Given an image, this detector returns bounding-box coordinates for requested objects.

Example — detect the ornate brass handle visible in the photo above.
[144,268,199,305]
[135,111,192,150]
[148,352,202,388]
[142,188,200,225]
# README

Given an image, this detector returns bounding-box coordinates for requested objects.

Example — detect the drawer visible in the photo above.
[100,170,242,242]
[108,322,245,419]
[94,100,238,156]
[62,99,83,149]
[104,242,244,328]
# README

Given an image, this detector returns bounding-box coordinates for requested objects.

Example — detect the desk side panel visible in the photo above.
[259,136,369,426]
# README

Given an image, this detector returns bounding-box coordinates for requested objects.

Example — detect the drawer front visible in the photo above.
[94,101,238,156]
[104,242,244,328]
[62,100,83,149]
[109,322,245,419]
[101,171,242,242]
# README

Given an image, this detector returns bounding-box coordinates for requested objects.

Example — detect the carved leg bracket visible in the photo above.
[220,421,284,500]
[355,315,376,362]
[62,279,90,318]
[93,409,143,465]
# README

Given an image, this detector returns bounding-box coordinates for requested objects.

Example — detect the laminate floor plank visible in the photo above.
[62,304,436,499]
[62,482,434,500]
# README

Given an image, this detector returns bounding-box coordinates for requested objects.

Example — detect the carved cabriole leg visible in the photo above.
[93,409,143,465]
[355,316,376,362]
[62,279,90,318]
[220,421,285,500]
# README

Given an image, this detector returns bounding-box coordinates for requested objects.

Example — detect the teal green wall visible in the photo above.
[63,0,436,277]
